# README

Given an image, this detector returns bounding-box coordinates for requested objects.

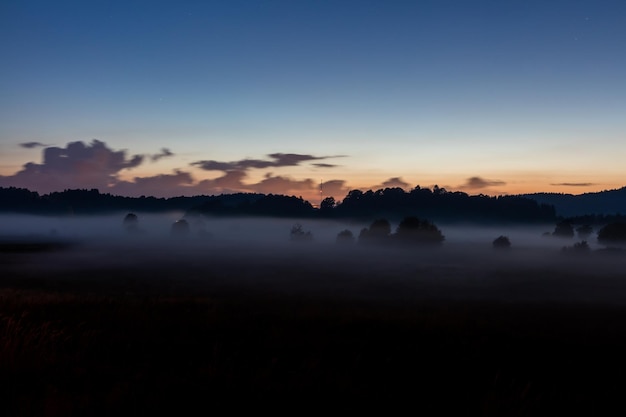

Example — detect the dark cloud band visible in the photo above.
[551,182,595,187]
[462,176,506,189]
[191,153,344,172]
[19,142,48,149]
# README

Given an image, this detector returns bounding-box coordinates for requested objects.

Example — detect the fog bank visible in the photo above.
[1,214,625,305]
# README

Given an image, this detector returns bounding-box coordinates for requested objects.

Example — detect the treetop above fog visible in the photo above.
[597,222,626,245]
[358,216,445,246]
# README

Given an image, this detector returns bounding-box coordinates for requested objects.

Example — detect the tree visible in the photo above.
[561,240,590,254]
[320,196,336,211]
[394,216,445,245]
[123,213,139,233]
[492,235,511,249]
[290,223,313,242]
[576,224,593,239]
[553,221,574,238]
[336,229,355,244]
[369,219,392,238]
[359,219,391,244]
[597,222,626,246]
[171,219,190,237]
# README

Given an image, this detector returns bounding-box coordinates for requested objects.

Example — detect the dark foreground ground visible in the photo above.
[2,238,626,416]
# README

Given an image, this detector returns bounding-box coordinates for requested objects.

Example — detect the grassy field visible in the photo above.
[2,239,626,416]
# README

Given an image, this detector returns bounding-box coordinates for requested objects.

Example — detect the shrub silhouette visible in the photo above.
[597,222,626,245]
[576,224,593,239]
[336,229,355,244]
[394,216,445,245]
[171,219,190,237]
[290,223,313,242]
[552,221,574,238]
[123,213,139,233]
[358,219,391,244]
[492,235,511,249]
[561,240,590,254]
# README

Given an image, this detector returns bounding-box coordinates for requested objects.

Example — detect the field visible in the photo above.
[2,233,626,416]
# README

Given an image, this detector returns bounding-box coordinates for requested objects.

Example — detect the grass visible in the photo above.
[2,240,626,415]
[2,283,626,416]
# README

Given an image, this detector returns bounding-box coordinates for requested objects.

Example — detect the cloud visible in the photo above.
[460,176,506,190]
[151,148,174,162]
[1,141,362,201]
[551,182,595,187]
[191,153,343,172]
[19,142,49,149]
[312,163,339,168]
[321,180,350,199]
[0,140,144,194]
[267,153,336,166]
[195,170,249,195]
[92,168,251,198]
[251,174,316,195]
[111,170,195,197]
[378,177,410,189]
[191,160,250,171]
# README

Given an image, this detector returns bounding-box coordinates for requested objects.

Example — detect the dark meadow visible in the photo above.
[2,208,626,415]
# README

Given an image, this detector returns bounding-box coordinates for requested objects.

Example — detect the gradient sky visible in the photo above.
[1,0,625,202]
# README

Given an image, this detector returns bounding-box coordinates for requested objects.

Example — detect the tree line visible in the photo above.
[1,185,556,223]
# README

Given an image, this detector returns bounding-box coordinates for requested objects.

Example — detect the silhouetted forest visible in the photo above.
[322,186,555,223]
[0,187,212,215]
[524,186,626,217]
[0,185,559,223]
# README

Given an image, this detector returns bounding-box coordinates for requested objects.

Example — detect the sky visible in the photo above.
[1,0,625,203]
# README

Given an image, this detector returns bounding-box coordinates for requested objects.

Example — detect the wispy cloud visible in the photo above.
[551,182,595,187]
[151,148,174,162]
[378,177,409,189]
[460,176,506,190]
[312,163,339,168]
[191,153,344,172]
[19,142,49,149]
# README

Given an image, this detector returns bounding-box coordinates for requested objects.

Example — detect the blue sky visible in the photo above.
[1,0,625,200]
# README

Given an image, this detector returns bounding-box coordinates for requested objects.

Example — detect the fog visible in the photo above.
[2,213,625,304]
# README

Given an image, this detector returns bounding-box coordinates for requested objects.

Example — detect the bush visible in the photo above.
[561,240,590,254]
[553,221,574,238]
[171,219,190,237]
[394,216,445,245]
[336,229,355,244]
[597,222,626,246]
[576,224,593,239]
[358,219,392,244]
[123,213,139,233]
[290,224,313,242]
[492,235,511,249]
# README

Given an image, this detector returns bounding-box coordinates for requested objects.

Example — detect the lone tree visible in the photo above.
[492,235,511,249]
[171,219,190,237]
[123,213,139,234]
[562,240,590,254]
[336,229,355,244]
[358,218,392,244]
[597,222,626,246]
[553,221,574,238]
[394,216,445,245]
[576,224,593,239]
[290,223,313,242]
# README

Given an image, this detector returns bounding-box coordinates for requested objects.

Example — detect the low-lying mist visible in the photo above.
[2,213,625,304]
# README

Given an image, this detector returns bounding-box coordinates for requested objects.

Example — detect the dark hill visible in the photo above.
[522,187,626,217]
